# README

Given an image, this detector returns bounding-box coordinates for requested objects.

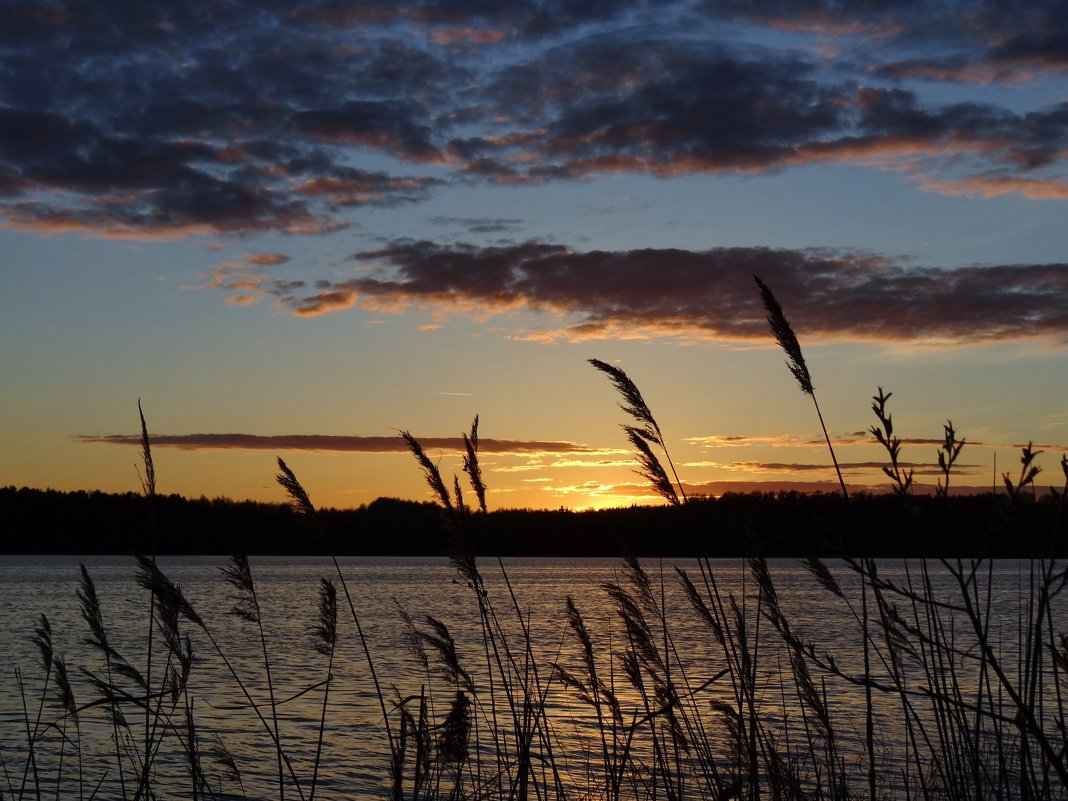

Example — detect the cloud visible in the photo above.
[429,216,525,234]
[269,240,1068,344]
[683,480,997,497]
[687,433,871,448]
[3,1,1068,240]
[921,175,1068,201]
[687,433,1068,453]
[682,460,983,476]
[76,432,598,454]
[191,252,304,308]
[430,27,506,46]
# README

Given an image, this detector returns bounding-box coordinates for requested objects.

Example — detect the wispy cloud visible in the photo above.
[76,432,597,454]
[687,433,1068,453]
[682,460,984,476]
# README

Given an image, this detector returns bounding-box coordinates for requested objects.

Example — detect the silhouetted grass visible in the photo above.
[4,284,1068,800]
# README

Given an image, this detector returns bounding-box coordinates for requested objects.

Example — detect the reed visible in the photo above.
[4,304,1068,801]
[754,276,847,500]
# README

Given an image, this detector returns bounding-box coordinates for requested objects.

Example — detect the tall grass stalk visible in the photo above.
[7,351,1068,801]
[754,276,847,500]
[275,456,399,801]
[136,399,155,801]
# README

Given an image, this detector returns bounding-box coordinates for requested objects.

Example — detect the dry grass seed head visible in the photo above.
[53,654,77,725]
[421,615,474,692]
[276,457,316,515]
[754,275,813,396]
[137,399,156,497]
[78,564,109,654]
[311,578,338,656]
[207,734,244,791]
[32,613,53,673]
[565,596,596,676]
[462,415,487,514]
[803,558,844,600]
[589,358,664,444]
[438,690,471,765]
[395,599,429,670]
[136,555,204,629]
[625,426,679,506]
[222,553,259,624]
[401,430,454,513]
[677,568,725,647]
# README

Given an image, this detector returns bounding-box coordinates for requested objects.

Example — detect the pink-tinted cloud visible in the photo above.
[192,253,304,308]
[921,175,1068,201]
[291,289,359,317]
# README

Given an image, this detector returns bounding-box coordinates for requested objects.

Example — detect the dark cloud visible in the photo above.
[0,3,459,236]
[270,240,1068,345]
[480,40,1068,185]
[429,216,525,234]
[292,101,444,163]
[77,432,596,454]
[2,0,1067,238]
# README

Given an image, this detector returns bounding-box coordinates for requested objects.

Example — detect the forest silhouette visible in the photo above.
[2,484,1063,557]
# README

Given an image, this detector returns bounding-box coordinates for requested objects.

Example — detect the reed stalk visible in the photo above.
[754,276,848,499]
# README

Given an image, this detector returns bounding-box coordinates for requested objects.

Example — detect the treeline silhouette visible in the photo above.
[2,485,1064,557]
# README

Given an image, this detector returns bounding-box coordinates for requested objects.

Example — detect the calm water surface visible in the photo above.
[0,556,1059,800]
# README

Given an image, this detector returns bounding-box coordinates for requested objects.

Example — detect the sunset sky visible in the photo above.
[2,1,1067,510]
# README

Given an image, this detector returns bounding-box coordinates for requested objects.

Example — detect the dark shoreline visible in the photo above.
[3,485,1065,558]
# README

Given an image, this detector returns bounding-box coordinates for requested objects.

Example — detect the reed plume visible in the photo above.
[754,275,847,498]
[753,276,812,396]
[310,578,337,657]
[309,578,337,801]
[136,399,156,498]
[438,690,471,766]
[32,614,53,674]
[589,358,686,505]
[421,615,475,692]
[277,457,315,515]
[273,457,399,792]
[462,415,487,514]
[401,429,454,513]
[588,358,666,444]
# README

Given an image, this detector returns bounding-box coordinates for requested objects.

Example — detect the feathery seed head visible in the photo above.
[137,399,156,497]
[311,578,337,656]
[32,614,53,674]
[276,457,316,515]
[222,552,260,623]
[589,358,664,443]
[462,415,487,514]
[754,275,813,396]
[53,655,78,725]
[401,430,454,512]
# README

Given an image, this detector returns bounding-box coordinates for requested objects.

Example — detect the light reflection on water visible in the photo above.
[0,556,1061,800]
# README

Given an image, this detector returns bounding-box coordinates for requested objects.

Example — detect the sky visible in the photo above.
[2,0,1067,511]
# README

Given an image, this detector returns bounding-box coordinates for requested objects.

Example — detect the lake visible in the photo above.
[1,555,1064,800]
